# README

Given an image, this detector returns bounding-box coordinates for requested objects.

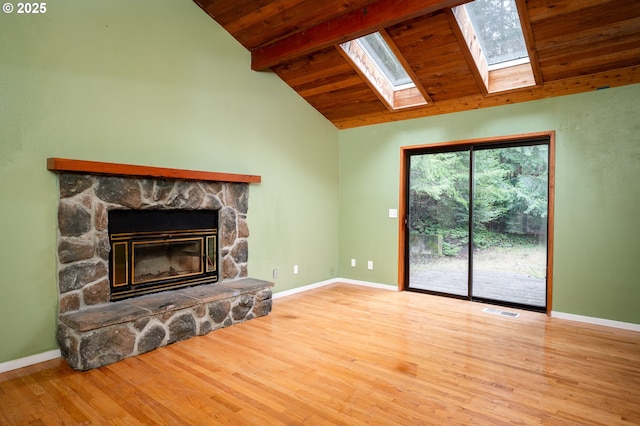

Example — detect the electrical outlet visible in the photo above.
[272,269,278,279]
[351,258,356,267]
[293,265,298,274]
[367,261,373,270]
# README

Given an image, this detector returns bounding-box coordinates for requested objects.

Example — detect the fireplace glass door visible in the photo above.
[132,238,204,285]
[108,209,218,301]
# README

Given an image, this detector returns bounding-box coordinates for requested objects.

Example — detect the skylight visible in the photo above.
[339,31,429,110]
[464,0,529,70]
[453,0,536,93]
[356,33,414,88]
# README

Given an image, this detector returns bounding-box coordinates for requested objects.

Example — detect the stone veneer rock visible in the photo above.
[54,172,271,370]
[56,173,251,313]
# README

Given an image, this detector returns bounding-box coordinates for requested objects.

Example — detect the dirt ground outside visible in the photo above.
[411,245,546,277]
[409,245,547,307]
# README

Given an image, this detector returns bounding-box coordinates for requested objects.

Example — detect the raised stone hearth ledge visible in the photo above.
[58,278,273,371]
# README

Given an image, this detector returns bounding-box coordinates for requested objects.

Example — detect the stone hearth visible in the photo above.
[58,278,272,370]
[49,159,271,370]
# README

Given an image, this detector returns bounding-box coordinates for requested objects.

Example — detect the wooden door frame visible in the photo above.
[397,131,556,315]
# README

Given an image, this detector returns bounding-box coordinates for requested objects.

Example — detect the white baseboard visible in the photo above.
[273,279,336,299]
[0,349,61,374]
[273,278,396,299]
[337,278,398,291]
[551,311,640,332]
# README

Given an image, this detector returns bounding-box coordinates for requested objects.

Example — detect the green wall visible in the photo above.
[339,85,640,324]
[0,1,339,363]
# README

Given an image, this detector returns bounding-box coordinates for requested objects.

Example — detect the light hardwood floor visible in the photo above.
[1,283,639,425]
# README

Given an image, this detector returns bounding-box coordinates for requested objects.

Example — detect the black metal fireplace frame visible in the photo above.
[108,209,219,301]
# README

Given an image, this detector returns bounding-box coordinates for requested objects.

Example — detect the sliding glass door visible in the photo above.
[406,138,550,311]
[408,150,470,297]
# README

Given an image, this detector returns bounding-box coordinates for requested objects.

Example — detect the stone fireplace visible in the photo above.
[49,158,273,370]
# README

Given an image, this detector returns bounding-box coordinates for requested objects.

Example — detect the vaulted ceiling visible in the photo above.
[194,0,640,129]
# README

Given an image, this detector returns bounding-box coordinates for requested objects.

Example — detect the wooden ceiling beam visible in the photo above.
[331,65,640,129]
[251,0,471,71]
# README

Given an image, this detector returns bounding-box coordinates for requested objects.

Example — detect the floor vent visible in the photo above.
[482,307,520,318]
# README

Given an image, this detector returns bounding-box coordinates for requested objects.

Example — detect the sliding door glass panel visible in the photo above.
[408,151,470,296]
[471,145,548,307]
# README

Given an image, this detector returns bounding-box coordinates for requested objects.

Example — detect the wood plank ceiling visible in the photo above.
[194,0,640,129]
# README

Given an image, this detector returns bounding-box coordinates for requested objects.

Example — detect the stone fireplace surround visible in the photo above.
[49,159,273,370]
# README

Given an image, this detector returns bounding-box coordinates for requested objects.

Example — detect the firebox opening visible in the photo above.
[108,209,219,301]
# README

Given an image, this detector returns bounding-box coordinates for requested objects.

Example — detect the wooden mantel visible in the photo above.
[47,158,261,184]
